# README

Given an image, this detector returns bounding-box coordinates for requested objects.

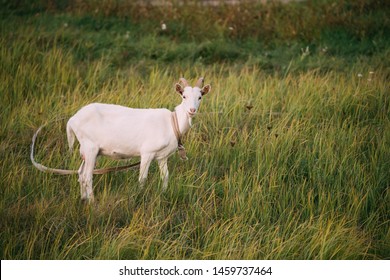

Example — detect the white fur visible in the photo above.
[66,78,211,202]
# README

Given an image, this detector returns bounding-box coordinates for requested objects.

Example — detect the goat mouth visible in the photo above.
[188,112,196,117]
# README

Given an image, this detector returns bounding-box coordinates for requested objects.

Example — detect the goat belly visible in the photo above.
[98,149,134,159]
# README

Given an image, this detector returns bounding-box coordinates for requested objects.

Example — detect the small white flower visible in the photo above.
[301,46,310,58]
[358,73,363,78]
[161,23,167,31]
[228,26,234,31]
[368,71,374,82]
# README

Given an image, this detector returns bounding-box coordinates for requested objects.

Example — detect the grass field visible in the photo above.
[1,0,389,259]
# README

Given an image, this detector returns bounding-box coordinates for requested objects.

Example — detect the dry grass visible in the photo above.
[1,0,389,259]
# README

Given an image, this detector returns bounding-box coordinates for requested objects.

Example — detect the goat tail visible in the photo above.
[66,121,75,153]
[31,120,141,176]
[30,122,78,175]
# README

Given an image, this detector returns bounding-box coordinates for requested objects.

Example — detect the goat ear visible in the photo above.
[201,84,211,96]
[175,83,184,95]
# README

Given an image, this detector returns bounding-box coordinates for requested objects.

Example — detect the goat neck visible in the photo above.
[174,103,192,136]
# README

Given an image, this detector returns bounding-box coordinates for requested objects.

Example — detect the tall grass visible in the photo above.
[1,0,389,259]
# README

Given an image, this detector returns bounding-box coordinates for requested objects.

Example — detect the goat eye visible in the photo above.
[198,96,202,100]
[183,95,186,99]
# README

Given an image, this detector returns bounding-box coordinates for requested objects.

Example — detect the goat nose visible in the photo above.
[190,108,196,113]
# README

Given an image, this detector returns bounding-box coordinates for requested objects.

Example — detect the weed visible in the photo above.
[1,0,389,260]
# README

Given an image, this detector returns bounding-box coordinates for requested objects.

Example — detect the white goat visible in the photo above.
[66,77,211,202]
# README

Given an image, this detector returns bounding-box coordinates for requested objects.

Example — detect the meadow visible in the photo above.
[1,0,389,259]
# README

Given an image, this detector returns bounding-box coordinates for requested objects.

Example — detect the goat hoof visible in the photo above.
[80,196,95,204]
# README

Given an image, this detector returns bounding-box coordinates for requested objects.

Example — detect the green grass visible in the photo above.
[1,0,389,259]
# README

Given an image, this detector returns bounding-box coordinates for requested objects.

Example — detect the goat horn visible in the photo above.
[179,78,189,87]
[195,77,204,88]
